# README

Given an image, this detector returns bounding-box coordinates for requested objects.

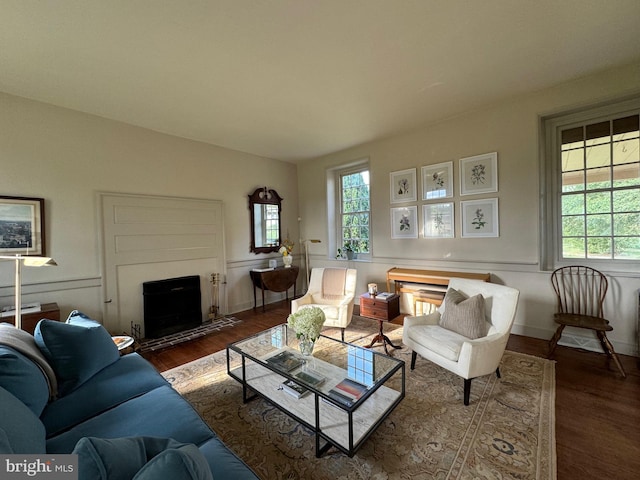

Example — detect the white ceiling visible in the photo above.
[2,1,640,162]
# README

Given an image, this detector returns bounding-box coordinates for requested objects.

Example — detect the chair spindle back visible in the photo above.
[550,266,607,317]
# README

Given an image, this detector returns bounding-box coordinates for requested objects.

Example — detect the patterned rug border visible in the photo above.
[163,317,557,479]
[137,316,242,352]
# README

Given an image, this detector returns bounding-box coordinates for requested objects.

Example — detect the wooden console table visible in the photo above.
[386,268,491,314]
[386,268,490,294]
[250,266,299,311]
[0,302,60,334]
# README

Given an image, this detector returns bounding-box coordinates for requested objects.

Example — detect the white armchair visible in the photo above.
[291,268,357,341]
[402,278,519,405]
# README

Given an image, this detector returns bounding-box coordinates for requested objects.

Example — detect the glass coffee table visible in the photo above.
[227,324,405,457]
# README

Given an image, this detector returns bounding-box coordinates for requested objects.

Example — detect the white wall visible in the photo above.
[0,92,300,325]
[297,61,640,356]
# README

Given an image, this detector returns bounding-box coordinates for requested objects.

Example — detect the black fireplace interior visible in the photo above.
[143,275,202,339]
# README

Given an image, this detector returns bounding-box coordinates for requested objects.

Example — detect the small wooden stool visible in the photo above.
[412,290,445,315]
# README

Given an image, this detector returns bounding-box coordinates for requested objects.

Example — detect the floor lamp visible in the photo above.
[0,254,57,330]
[302,239,321,289]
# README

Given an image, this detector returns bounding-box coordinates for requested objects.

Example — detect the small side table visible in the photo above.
[360,293,401,355]
[250,266,299,311]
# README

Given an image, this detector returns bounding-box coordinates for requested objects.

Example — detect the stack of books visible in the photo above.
[328,378,369,407]
[266,350,304,373]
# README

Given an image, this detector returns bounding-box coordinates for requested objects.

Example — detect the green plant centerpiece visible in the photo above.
[287,306,326,356]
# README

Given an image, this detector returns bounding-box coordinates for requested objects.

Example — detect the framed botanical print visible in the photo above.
[421,161,453,200]
[390,168,417,204]
[423,202,454,238]
[0,196,46,255]
[391,206,418,239]
[461,198,499,237]
[460,152,498,196]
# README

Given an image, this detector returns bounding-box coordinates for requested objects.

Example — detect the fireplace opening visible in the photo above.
[143,275,202,339]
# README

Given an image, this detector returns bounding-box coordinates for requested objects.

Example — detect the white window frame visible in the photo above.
[540,96,640,272]
[327,159,371,260]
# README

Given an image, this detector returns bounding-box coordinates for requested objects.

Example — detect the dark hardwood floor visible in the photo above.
[141,300,640,480]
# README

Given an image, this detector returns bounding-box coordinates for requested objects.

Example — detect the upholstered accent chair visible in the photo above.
[402,278,520,405]
[291,268,357,341]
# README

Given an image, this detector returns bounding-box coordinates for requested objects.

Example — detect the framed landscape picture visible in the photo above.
[423,202,454,238]
[460,152,498,196]
[0,196,46,255]
[421,161,453,200]
[390,168,417,204]
[461,198,499,238]
[391,206,418,239]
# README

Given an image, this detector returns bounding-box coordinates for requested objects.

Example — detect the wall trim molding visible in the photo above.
[0,276,102,300]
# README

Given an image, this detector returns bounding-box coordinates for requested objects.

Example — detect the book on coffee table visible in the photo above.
[328,378,369,406]
[266,350,304,373]
[281,379,309,399]
[294,369,326,387]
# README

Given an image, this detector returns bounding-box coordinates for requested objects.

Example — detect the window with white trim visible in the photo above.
[335,164,370,258]
[542,98,640,270]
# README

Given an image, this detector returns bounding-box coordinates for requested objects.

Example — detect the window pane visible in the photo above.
[586,144,610,168]
[585,191,610,214]
[563,237,585,258]
[613,138,639,164]
[585,121,610,145]
[561,148,584,172]
[612,163,640,187]
[587,237,612,258]
[612,115,639,138]
[562,126,584,146]
[562,215,584,236]
[586,167,610,189]
[613,188,640,212]
[586,214,611,236]
[561,193,584,215]
[614,213,640,235]
[562,171,584,192]
[614,237,640,259]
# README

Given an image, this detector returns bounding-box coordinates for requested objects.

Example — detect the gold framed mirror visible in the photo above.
[248,187,282,254]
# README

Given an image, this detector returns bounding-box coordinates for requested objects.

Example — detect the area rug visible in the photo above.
[137,316,242,353]
[163,316,556,480]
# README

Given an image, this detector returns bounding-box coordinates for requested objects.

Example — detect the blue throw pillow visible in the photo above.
[0,387,46,454]
[133,444,213,480]
[74,437,148,480]
[34,314,119,396]
[73,437,212,480]
[0,346,49,416]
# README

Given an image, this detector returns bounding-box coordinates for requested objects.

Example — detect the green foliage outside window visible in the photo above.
[560,113,640,260]
[340,170,370,254]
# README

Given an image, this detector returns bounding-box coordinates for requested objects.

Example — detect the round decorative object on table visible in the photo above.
[283,255,293,268]
[299,337,315,356]
[112,335,134,351]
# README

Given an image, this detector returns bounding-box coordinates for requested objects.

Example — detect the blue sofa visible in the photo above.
[0,312,258,479]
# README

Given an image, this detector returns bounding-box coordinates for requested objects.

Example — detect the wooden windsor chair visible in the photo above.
[547,265,626,378]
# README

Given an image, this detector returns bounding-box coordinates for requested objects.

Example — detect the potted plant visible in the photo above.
[343,242,355,260]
